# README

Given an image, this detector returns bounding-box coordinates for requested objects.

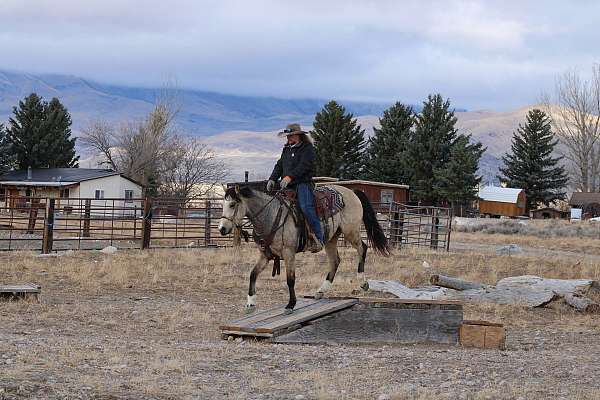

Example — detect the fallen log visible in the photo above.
[496,275,596,296]
[564,293,600,313]
[430,274,487,291]
[365,280,450,301]
[367,275,599,309]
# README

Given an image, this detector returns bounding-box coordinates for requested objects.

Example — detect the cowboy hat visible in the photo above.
[278,123,308,137]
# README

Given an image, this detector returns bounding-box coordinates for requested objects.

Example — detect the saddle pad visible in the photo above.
[314,186,345,219]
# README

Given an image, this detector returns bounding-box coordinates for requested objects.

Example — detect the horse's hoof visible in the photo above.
[314,291,324,300]
[360,281,370,291]
[244,305,257,314]
[284,308,294,315]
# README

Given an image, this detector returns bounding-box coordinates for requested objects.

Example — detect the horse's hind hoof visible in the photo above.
[244,305,257,314]
[360,281,370,291]
[284,308,294,315]
[314,291,324,300]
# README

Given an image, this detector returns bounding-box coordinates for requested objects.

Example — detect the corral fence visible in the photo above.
[0,196,450,253]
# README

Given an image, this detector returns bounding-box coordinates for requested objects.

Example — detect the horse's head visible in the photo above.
[218,185,252,235]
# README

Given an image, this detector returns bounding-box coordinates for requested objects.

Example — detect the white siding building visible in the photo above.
[0,168,144,215]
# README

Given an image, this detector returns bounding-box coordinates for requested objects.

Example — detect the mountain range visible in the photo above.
[0,69,537,183]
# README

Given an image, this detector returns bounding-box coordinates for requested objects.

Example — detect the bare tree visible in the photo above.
[159,138,228,199]
[544,65,600,191]
[81,96,228,197]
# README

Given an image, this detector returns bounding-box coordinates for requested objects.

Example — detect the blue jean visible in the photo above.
[296,183,324,243]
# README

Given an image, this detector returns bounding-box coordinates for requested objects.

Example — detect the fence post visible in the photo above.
[430,208,439,249]
[83,199,91,237]
[141,198,153,249]
[204,200,211,246]
[391,211,400,248]
[27,199,39,234]
[42,199,55,254]
[446,209,453,252]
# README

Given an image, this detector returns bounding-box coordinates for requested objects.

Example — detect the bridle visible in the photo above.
[221,190,283,232]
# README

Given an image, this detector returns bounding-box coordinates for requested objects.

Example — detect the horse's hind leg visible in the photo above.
[247,253,269,312]
[347,227,368,287]
[315,233,342,299]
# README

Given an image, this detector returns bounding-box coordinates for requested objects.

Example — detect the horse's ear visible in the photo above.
[234,184,240,196]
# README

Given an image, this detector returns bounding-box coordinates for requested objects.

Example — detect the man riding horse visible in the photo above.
[267,123,324,252]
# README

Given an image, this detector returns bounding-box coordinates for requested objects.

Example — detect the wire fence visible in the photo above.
[0,196,451,253]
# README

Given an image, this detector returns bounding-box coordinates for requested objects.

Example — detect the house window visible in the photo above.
[25,188,32,198]
[60,188,70,199]
[124,190,134,203]
[0,188,5,202]
[380,190,394,204]
[95,190,105,199]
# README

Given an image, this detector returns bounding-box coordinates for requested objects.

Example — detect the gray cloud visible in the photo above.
[0,0,599,110]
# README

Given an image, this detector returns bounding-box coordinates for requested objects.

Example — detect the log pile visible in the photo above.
[366,274,600,313]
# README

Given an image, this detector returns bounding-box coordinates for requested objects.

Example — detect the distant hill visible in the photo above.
[206,107,539,183]
[0,69,403,135]
[1,69,537,184]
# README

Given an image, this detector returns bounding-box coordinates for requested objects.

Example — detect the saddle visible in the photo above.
[281,185,345,219]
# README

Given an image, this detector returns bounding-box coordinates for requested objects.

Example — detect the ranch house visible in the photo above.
[0,168,144,214]
[478,186,526,218]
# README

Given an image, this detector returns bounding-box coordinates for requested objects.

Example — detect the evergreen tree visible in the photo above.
[498,108,568,211]
[6,93,79,170]
[43,98,79,168]
[408,94,459,205]
[435,134,486,211]
[311,101,366,179]
[0,124,14,174]
[363,102,413,184]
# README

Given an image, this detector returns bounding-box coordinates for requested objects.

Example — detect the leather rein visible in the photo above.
[222,191,290,257]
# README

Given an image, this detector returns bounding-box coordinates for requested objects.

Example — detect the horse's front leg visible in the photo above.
[247,253,269,313]
[284,252,296,314]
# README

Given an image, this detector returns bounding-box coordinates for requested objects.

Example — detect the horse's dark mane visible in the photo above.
[224,186,255,201]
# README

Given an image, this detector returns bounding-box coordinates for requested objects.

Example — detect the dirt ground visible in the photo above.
[1,233,600,399]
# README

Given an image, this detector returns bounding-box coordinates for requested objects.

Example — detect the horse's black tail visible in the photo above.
[354,189,390,257]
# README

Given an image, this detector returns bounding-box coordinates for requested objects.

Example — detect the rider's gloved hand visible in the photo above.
[266,180,276,191]
[280,176,292,189]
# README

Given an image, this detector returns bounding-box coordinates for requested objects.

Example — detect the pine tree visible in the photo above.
[435,134,486,212]
[311,101,366,179]
[0,124,14,174]
[408,94,459,205]
[6,93,79,170]
[498,108,568,211]
[363,102,413,184]
[43,98,79,168]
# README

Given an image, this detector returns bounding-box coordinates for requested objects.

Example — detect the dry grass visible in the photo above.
[1,239,600,399]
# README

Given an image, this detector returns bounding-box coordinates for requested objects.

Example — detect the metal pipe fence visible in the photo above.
[0,196,451,253]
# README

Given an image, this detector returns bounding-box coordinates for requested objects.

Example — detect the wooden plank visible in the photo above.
[302,294,463,306]
[218,299,317,332]
[274,306,462,345]
[221,330,273,338]
[0,284,41,293]
[254,299,358,334]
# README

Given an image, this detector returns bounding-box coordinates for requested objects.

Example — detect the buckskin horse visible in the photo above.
[218,185,389,313]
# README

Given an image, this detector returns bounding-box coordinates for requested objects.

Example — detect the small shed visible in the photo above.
[314,177,409,206]
[531,207,569,220]
[569,192,600,218]
[478,186,526,217]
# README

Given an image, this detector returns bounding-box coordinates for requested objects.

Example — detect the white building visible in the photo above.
[0,168,144,215]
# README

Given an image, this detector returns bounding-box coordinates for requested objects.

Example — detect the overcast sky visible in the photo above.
[1,0,598,110]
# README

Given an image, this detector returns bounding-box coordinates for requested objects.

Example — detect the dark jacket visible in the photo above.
[269,141,316,188]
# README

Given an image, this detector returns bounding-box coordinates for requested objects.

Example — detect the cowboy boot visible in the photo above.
[306,231,323,253]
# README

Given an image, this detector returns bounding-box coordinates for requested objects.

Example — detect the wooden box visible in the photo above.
[460,320,505,350]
